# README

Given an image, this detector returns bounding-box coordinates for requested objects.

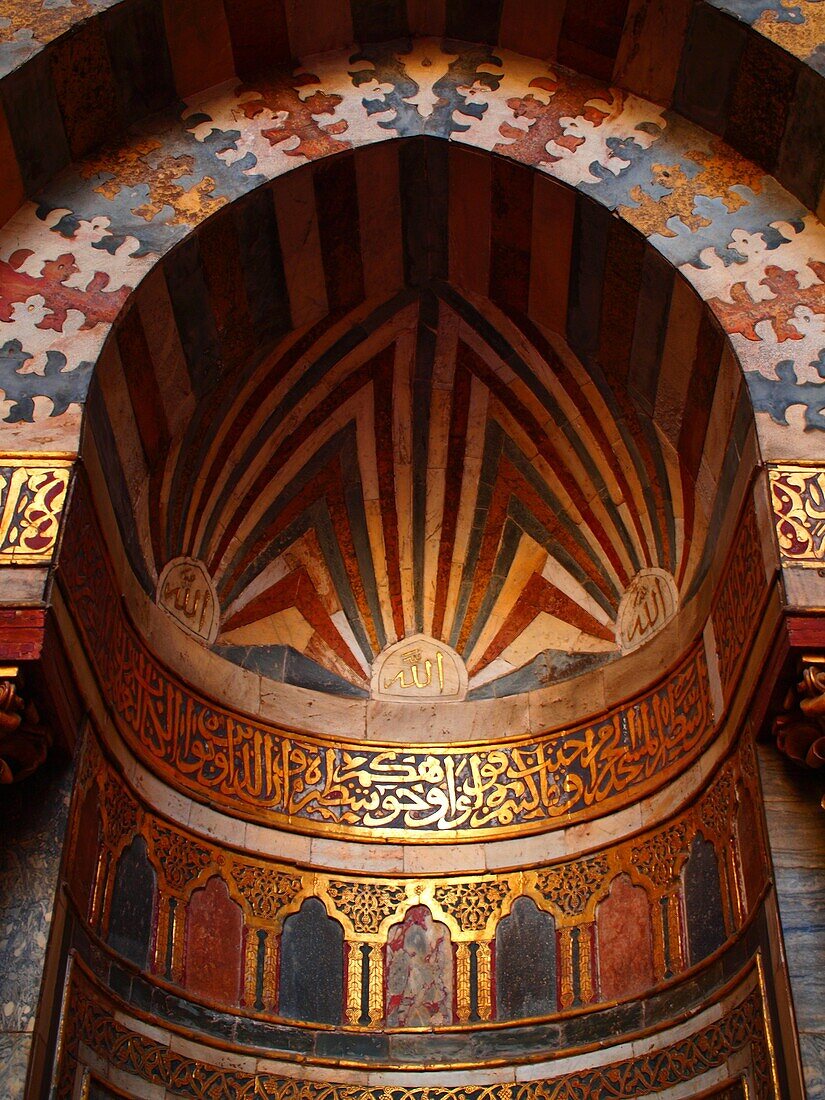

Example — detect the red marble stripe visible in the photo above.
[162,0,234,98]
[455,449,617,654]
[221,565,367,680]
[224,0,290,78]
[431,357,472,640]
[116,306,170,469]
[471,571,615,674]
[597,220,646,392]
[680,312,725,482]
[490,157,533,316]
[0,100,24,227]
[676,462,695,591]
[185,310,346,557]
[372,346,406,640]
[458,340,631,587]
[557,0,630,81]
[208,350,383,573]
[197,210,256,371]
[115,306,170,571]
[313,154,365,313]
[218,457,381,655]
[514,313,651,564]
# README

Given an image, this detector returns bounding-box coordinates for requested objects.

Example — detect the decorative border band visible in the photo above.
[57,957,773,1099]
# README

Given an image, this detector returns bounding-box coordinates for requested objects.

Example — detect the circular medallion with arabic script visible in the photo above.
[157,557,220,645]
[371,635,468,701]
[615,569,679,654]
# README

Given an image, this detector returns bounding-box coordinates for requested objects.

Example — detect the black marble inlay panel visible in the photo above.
[279,898,345,1026]
[496,896,557,1021]
[684,833,727,966]
[106,836,156,970]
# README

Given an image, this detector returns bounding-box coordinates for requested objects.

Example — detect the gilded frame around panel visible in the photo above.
[767,464,825,568]
[0,453,74,564]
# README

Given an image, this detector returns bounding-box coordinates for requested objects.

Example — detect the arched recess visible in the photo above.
[0,34,821,693]
[19,120,780,855]
[0,26,821,1100]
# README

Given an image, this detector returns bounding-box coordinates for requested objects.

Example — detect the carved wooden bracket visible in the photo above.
[0,668,52,783]
[773,656,825,775]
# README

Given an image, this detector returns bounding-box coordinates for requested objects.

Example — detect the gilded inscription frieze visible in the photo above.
[74,733,760,954]
[63,731,773,1035]
[60,479,717,841]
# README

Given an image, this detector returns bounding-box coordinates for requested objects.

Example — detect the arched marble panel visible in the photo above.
[735,789,767,913]
[596,873,655,1001]
[184,876,244,1007]
[106,836,156,970]
[684,833,727,965]
[495,896,557,1020]
[386,905,453,1027]
[279,898,344,1024]
[71,782,101,919]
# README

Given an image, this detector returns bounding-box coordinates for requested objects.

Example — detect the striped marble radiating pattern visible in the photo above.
[85,143,752,700]
[166,288,682,698]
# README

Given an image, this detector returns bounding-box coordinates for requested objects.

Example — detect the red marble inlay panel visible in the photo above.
[184,876,244,1007]
[596,874,655,1001]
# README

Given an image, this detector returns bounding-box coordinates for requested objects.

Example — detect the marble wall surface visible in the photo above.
[0,757,71,1099]
[759,745,825,1100]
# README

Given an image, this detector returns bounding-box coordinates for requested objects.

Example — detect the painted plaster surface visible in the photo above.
[710,0,825,72]
[0,42,820,462]
[0,0,120,78]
